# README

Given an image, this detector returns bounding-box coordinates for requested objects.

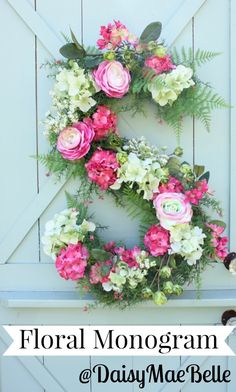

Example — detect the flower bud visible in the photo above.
[147,41,157,51]
[117,152,128,164]
[159,266,172,279]
[142,287,153,299]
[163,281,174,295]
[153,46,166,57]
[174,146,184,157]
[153,291,167,305]
[172,284,183,296]
[103,51,116,61]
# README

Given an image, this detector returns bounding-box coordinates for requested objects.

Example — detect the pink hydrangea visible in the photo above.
[90,105,117,141]
[185,179,209,205]
[55,243,89,280]
[57,121,94,160]
[97,20,138,50]
[158,176,184,194]
[145,55,176,75]
[85,148,120,190]
[89,260,112,284]
[93,61,131,98]
[144,224,170,256]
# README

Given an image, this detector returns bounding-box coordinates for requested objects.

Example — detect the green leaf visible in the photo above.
[59,43,86,59]
[84,56,101,68]
[194,165,205,177]
[140,21,162,43]
[167,157,181,176]
[70,29,86,54]
[199,171,210,182]
[208,220,226,230]
[91,249,110,262]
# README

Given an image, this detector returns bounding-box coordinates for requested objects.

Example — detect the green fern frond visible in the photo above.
[171,47,220,68]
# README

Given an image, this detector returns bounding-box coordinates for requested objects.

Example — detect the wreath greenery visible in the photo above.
[40,20,235,308]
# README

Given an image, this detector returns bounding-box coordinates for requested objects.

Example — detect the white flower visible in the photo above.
[42,208,96,260]
[148,65,195,106]
[169,223,206,265]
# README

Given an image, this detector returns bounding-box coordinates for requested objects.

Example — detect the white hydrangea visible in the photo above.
[169,223,206,265]
[44,61,99,137]
[148,65,195,106]
[42,208,95,260]
[111,152,168,200]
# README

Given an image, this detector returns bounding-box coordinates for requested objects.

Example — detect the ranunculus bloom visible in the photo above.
[154,192,193,230]
[57,121,94,160]
[144,224,170,256]
[55,243,89,280]
[90,105,117,141]
[85,148,120,190]
[145,55,175,75]
[93,61,131,98]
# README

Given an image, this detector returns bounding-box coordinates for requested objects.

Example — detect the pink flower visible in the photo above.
[215,237,228,259]
[90,260,112,284]
[90,105,117,141]
[144,225,170,256]
[57,121,94,160]
[119,246,142,268]
[207,224,225,237]
[154,192,193,230]
[207,224,228,260]
[55,243,89,281]
[145,55,175,75]
[158,176,184,194]
[103,241,116,252]
[85,148,120,190]
[97,20,138,50]
[185,180,209,205]
[93,61,131,98]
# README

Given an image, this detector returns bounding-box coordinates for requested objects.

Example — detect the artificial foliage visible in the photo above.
[40,20,235,308]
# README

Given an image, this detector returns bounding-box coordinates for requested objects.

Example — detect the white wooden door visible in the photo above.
[0,0,236,391]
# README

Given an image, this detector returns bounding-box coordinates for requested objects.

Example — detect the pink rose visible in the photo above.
[154,192,193,229]
[93,61,131,98]
[55,243,89,281]
[85,148,120,190]
[90,105,117,141]
[57,121,94,160]
[144,225,170,256]
[145,55,176,75]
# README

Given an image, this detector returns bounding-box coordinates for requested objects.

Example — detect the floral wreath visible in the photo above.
[40,21,235,307]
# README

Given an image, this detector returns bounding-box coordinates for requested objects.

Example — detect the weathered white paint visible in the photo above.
[0,0,236,390]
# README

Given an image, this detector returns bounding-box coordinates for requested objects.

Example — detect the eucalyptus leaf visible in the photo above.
[199,171,210,182]
[140,21,162,43]
[84,56,102,68]
[59,43,86,59]
[91,248,110,262]
[208,220,226,229]
[194,165,205,177]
